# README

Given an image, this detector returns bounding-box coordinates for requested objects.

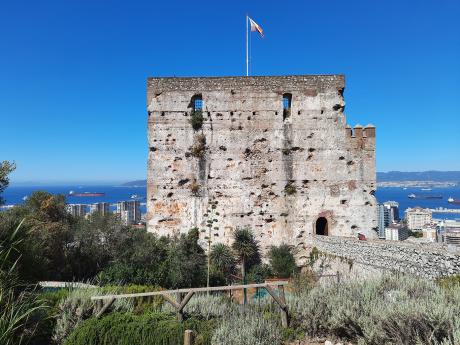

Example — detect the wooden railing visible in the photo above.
[91,281,290,327]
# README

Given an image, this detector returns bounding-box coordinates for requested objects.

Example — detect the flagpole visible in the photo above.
[246,14,249,76]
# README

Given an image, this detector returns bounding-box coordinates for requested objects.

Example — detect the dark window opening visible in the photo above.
[282,93,292,120]
[315,217,328,236]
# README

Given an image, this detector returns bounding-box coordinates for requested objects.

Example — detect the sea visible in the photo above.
[2,185,460,221]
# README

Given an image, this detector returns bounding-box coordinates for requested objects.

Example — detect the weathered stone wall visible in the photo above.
[146,75,377,251]
[307,235,460,279]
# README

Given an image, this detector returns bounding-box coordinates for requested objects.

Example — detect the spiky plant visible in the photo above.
[210,243,236,283]
[0,219,46,345]
[231,227,260,304]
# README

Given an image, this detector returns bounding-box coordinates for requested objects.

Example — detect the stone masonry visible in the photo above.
[147,75,377,251]
[309,235,460,279]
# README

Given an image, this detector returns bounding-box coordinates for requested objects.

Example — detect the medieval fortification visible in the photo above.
[146,75,377,252]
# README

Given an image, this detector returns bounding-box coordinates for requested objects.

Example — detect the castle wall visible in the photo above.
[306,235,460,279]
[147,75,377,251]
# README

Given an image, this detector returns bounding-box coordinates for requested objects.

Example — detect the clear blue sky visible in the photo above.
[2,0,459,184]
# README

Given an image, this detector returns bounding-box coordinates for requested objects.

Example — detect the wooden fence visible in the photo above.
[91,281,290,327]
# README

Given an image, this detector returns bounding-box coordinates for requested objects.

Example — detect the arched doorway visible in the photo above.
[315,217,328,236]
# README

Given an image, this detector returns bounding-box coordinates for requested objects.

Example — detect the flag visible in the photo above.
[249,17,264,38]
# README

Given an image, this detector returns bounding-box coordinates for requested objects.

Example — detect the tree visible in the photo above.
[165,228,207,288]
[231,227,260,303]
[210,243,236,284]
[0,161,15,205]
[268,244,298,278]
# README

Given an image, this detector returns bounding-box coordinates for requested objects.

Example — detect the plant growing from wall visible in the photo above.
[284,182,297,196]
[191,134,206,158]
[190,180,201,196]
[190,110,204,131]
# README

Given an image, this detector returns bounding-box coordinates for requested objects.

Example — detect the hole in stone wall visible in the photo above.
[161,112,165,117]
[167,192,173,198]
[341,199,347,205]
[332,104,342,111]
[253,111,256,115]
[150,147,157,152]
[219,146,227,151]
[339,156,345,160]
[347,160,354,165]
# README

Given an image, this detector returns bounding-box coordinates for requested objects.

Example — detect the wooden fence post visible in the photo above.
[184,329,194,345]
[265,285,289,328]
[278,285,289,328]
[176,292,183,322]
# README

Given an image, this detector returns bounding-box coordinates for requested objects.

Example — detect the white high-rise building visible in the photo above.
[66,204,87,217]
[405,207,432,230]
[116,200,141,225]
[89,202,110,216]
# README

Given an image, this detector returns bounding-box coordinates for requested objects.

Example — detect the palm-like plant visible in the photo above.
[210,243,236,283]
[231,227,260,304]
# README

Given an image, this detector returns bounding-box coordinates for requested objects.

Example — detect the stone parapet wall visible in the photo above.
[310,235,460,279]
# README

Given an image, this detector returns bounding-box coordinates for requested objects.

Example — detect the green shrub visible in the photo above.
[437,275,460,290]
[52,287,134,344]
[190,110,204,130]
[247,264,273,283]
[211,309,282,345]
[291,269,319,295]
[289,275,460,345]
[64,312,213,345]
[268,244,298,278]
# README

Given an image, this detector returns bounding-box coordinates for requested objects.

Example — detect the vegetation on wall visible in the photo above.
[190,110,204,131]
[191,134,207,158]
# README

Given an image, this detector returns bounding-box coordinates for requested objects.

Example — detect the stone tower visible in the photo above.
[147,75,377,251]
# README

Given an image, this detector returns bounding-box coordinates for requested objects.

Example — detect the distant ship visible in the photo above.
[68,190,105,197]
[421,188,432,191]
[408,193,442,199]
[448,197,460,205]
[131,194,139,199]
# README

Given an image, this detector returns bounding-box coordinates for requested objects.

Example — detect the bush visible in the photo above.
[267,244,298,278]
[64,312,213,345]
[212,309,282,345]
[52,287,133,344]
[289,275,460,344]
[438,275,460,290]
[247,264,273,283]
[190,110,204,130]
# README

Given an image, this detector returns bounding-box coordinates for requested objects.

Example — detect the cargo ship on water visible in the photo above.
[68,191,105,197]
[408,193,443,199]
[448,197,460,205]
